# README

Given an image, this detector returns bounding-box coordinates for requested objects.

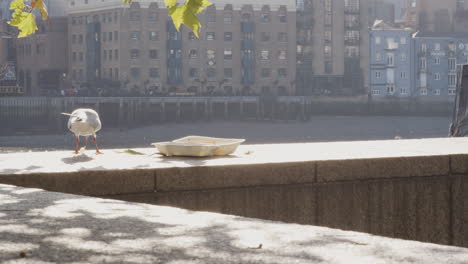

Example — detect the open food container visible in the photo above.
[152,136,245,157]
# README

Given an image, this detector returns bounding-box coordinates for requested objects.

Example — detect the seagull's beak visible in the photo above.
[61,113,73,116]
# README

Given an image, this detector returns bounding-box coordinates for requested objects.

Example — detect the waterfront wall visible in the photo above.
[0,96,454,134]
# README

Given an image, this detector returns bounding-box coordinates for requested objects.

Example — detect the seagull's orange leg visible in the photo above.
[74,136,80,154]
[93,136,103,154]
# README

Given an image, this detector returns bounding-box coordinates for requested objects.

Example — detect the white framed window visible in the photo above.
[449,88,456,95]
[449,58,456,71]
[400,88,407,95]
[401,53,407,62]
[375,71,381,79]
[434,57,440,64]
[434,89,441,95]
[372,89,381,95]
[434,72,441,80]
[400,72,407,79]
[260,50,270,60]
[387,53,394,66]
[387,84,395,94]
[420,88,427,95]
[420,57,426,70]
[449,74,457,87]
[421,43,427,52]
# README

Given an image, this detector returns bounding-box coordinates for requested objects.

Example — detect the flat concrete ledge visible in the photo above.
[2,138,468,247]
[2,184,468,264]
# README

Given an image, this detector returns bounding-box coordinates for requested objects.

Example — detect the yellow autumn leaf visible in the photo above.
[32,0,48,21]
[169,0,212,38]
[15,12,38,38]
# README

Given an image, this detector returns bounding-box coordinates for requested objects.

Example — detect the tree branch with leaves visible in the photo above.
[8,0,212,38]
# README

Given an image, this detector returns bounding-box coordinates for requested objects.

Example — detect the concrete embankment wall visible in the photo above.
[0,96,455,134]
[1,140,467,248]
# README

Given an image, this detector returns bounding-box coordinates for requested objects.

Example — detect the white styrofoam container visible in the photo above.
[152,136,245,157]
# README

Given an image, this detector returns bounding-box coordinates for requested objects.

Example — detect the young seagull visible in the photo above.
[62,108,103,154]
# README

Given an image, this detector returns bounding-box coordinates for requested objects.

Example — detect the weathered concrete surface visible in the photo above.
[2,184,468,264]
[2,138,468,247]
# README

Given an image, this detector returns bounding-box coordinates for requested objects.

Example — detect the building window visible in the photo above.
[434,89,441,95]
[72,52,76,62]
[260,50,269,60]
[129,31,140,40]
[149,49,159,59]
[260,13,270,23]
[261,32,270,42]
[449,88,456,95]
[278,32,287,42]
[449,58,456,71]
[261,68,271,78]
[387,85,395,95]
[420,57,426,69]
[224,14,232,24]
[434,57,440,64]
[224,32,232,41]
[207,68,216,78]
[149,31,159,41]
[375,71,381,79]
[421,43,427,52]
[325,61,333,73]
[449,74,457,87]
[224,68,232,78]
[189,68,198,78]
[206,49,215,59]
[278,50,287,60]
[206,32,215,40]
[420,88,427,95]
[372,89,381,95]
[400,72,407,79]
[400,88,407,95]
[224,49,232,60]
[109,32,113,41]
[208,14,216,23]
[129,11,141,21]
[434,72,440,80]
[130,68,140,78]
[115,49,119,60]
[79,52,83,61]
[278,68,287,78]
[149,68,159,78]
[279,14,287,23]
[400,37,406,44]
[434,43,440,51]
[189,49,198,59]
[401,53,407,62]
[78,34,83,44]
[182,32,193,41]
[324,46,332,57]
[114,31,119,41]
[148,11,158,22]
[376,53,381,61]
[130,49,140,59]
[387,54,394,66]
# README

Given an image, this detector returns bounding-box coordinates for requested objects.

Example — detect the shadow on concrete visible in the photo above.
[159,154,241,167]
[61,154,94,165]
[0,165,43,174]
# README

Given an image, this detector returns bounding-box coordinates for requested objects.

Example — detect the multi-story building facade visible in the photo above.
[369,21,414,97]
[405,0,468,33]
[15,17,68,95]
[413,32,468,97]
[67,0,296,96]
[370,25,468,98]
[297,0,369,96]
[369,0,395,26]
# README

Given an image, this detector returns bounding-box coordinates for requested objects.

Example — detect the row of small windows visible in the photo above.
[373,88,457,96]
[17,44,46,56]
